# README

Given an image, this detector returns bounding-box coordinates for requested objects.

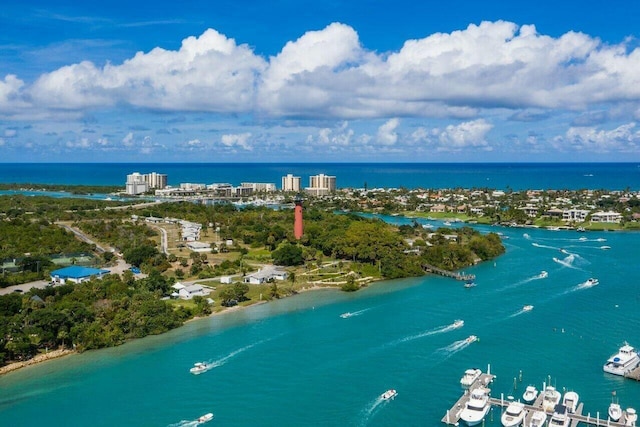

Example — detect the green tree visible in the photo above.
[272,243,304,266]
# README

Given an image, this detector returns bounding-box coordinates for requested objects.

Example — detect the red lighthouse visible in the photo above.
[294,196,303,240]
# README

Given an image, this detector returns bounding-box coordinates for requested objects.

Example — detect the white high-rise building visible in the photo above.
[126,172,149,195]
[145,172,167,189]
[282,174,301,192]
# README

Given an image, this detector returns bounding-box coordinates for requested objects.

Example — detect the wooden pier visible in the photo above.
[442,371,637,426]
[423,263,476,281]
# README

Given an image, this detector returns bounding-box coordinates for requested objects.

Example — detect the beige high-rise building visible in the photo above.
[145,172,167,189]
[306,174,336,196]
[282,174,301,192]
[126,172,149,195]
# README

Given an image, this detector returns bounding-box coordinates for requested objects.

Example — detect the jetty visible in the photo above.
[423,263,476,281]
[442,368,638,426]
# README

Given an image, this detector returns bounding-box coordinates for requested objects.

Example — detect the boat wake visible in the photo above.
[500,271,548,291]
[390,321,463,346]
[552,254,584,271]
[358,393,392,426]
[206,340,266,369]
[437,338,476,357]
[168,418,211,427]
[340,308,370,319]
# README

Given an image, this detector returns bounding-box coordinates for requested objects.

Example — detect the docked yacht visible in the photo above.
[460,369,482,388]
[529,410,547,427]
[562,391,579,413]
[197,413,214,423]
[190,362,209,375]
[501,401,526,427]
[460,387,491,426]
[626,408,637,426]
[542,386,562,413]
[381,389,397,400]
[603,343,640,376]
[609,401,623,422]
[522,385,538,404]
[548,405,571,427]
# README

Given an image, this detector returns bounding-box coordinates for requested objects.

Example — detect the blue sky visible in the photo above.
[1,0,640,162]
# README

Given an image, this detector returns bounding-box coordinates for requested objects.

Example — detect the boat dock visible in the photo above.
[423,263,476,281]
[442,370,637,426]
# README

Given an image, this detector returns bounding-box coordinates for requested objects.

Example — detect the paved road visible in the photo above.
[57,223,108,253]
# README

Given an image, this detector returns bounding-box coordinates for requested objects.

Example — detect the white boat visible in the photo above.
[603,343,640,376]
[190,362,209,375]
[197,413,214,423]
[522,385,538,404]
[601,245,611,250]
[626,408,637,426]
[459,387,491,426]
[381,389,397,400]
[584,278,599,287]
[542,386,562,412]
[443,221,452,226]
[529,410,547,427]
[453,319,465,329]
[562,391,579,413]
[464,281,477,288]
[340,312,353,318]
[539,271,548,278]
[460,368,482,388]
[577,227,586,232]
[609,402,623,422]
[523,305,534,312]
[501,401,526,427]
[466,335,479,344]
[548,405,570,426]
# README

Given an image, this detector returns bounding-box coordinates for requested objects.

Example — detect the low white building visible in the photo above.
[186,241,211,252]
[563,209,589,222]
[178,284,208,300]
[590,211,622,223]
[243,266,289,284]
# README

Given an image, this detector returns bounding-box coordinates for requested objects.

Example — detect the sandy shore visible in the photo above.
[0,348,76,376]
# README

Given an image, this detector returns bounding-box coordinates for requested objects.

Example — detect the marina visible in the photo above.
[442,368,638,426]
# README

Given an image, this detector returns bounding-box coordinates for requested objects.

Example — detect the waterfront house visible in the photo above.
[50,266,110,285]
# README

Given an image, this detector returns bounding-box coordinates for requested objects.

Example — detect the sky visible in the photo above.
[1,0,640,163]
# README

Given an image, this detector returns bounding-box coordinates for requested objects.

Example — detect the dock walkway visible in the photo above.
[423,264,476,281]
[441,373,495,425]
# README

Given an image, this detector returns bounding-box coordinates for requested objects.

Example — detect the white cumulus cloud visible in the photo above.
[437,119,494,151]
[221,132,253,151]
[376,118,399,145]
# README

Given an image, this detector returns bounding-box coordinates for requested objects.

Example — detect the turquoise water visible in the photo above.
[0,224,638,426]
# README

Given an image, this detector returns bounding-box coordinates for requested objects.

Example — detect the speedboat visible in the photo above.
[340,312,353,318]
[453,319,465,329]
[542,386,562,412]
[190,362,209,375]
[381,389,397,400]
[529,410,547,427]
[466,335,478,344]
[601,245,611,250]
[522,385,538,404]
[460,368,482,388]
[464,280,477,288]
[501,401,526,427]
[523,305,534,312]
[548,404,570,426]
[626,408,637,426]
[585,278,599,287]
[603,343,640,376]
[197,413,214,423]
[539,271,548,278]
[609,401,623,422]
[562,391,579,413]
[460,387,491,426]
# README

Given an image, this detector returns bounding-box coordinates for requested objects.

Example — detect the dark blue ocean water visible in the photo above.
[0,163,639,190]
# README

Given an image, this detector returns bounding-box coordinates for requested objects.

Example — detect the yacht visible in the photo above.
[460,368,482,388]
[562,391,579,413]
[190,362,209,375]
[529,410,547,427]
[340,312,353,318]
[466,335,479,344]
[523,305,534,312]
[626,408,637,426]
[522,385,538,404]
[603,343,640,376]
[542,386,562,413]
[585,278,599,287]
[459,387,491,426]
[197,413,214,423]
[548,405,570,427]
[609,401,622,422]
[539,271,548,278]
[381,389,397,400]
[501,401,526,427]
[453,319,465,329]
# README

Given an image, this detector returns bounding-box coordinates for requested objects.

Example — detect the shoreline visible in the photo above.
[0,284,340,377]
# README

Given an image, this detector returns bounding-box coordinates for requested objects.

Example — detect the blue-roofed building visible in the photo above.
[50,266,110,285]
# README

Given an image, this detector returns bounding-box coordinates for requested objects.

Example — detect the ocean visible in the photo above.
[0,162,639,190]
[0,164,639,426]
